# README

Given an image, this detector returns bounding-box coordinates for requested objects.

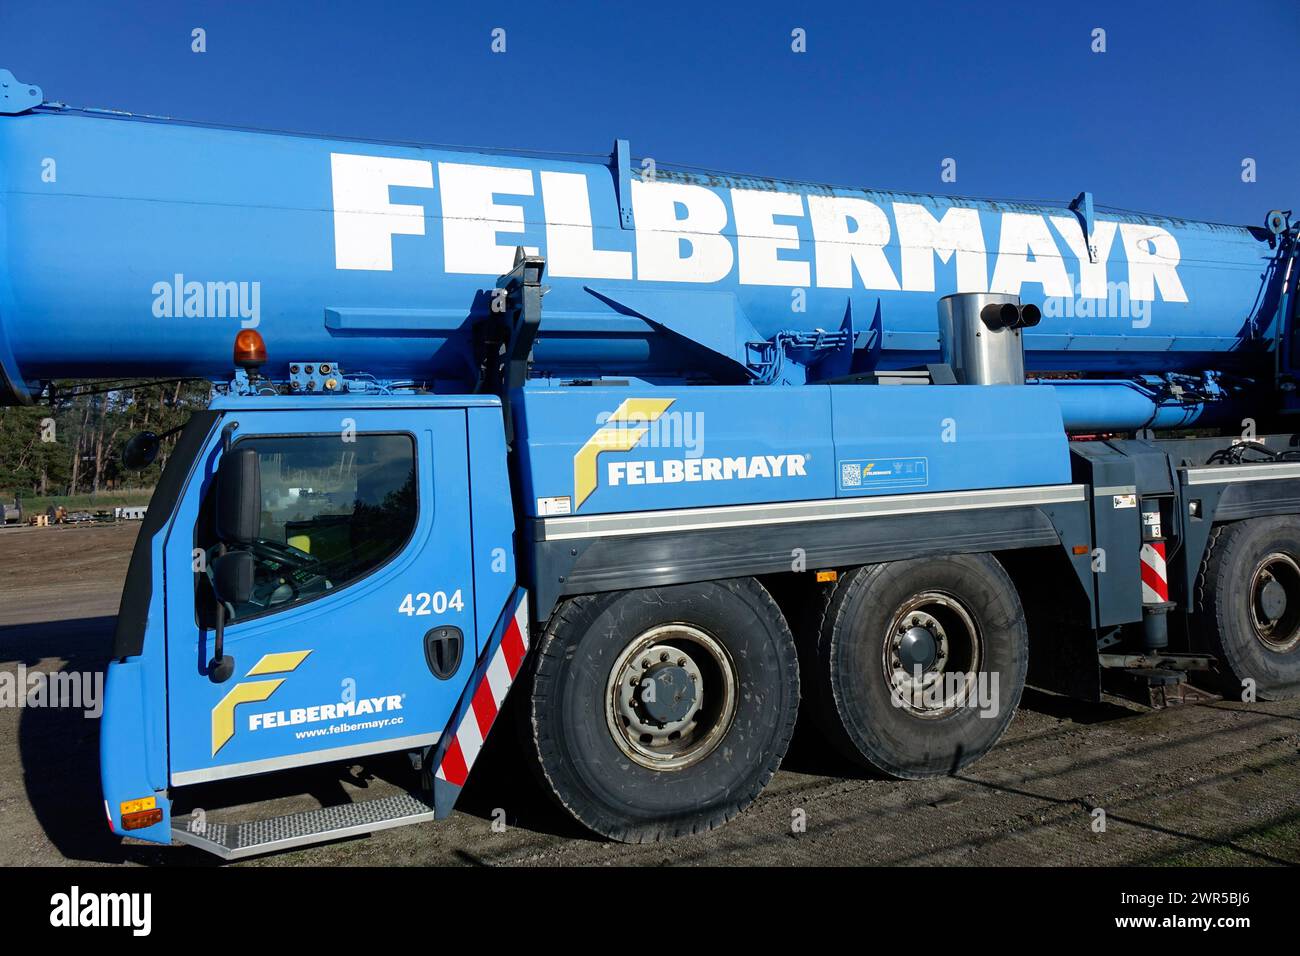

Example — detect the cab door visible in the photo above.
[163,405,477,786]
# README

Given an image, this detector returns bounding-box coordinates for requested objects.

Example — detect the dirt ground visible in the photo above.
[0,521,1297,867]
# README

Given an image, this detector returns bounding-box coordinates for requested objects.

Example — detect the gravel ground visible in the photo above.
[1,521,1297,866]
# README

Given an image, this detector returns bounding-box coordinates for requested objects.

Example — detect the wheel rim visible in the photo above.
[605,623,738,770]
[880,591,982,718]
[1249,552,1300,653]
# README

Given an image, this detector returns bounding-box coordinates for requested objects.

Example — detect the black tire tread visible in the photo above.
[804,555,1027,778]
[523,579,800,842]
[806,565,885,768]
[1192,518,1300,700]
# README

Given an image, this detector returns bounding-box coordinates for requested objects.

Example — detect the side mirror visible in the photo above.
[211,550,254,606]
[207,542,254,684]
[215,447,261,545]
[122,431,161,470]
[208,445,260,684]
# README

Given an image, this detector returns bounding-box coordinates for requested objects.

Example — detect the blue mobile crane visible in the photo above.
[1,69,1297,857]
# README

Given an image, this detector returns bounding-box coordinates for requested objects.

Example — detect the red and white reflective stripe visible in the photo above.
[1140,541,1169,603]
[435,597,530,788]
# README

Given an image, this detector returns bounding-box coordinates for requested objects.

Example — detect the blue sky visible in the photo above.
[2,0,1296,224]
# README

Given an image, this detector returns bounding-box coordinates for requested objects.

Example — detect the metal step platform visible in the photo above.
[171,792,437,860]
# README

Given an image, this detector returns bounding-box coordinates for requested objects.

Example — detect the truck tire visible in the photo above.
[1194,517,1300,700]
[806,554,1027,778]
[522,578,799,842]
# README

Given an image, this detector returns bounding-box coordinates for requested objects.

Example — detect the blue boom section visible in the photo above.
[0,92,1289,408]
[515,384,1070,517]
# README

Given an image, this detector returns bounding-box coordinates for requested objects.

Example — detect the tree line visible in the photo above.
[0,381,211,503]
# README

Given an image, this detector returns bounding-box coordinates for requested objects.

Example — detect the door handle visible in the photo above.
[423,626,464,680]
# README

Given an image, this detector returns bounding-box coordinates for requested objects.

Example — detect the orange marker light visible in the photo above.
[233,329,267,370]
[1071,545,1090,555]
[816,570,838,583]
[121,808,164,830]
[119,795,163,830]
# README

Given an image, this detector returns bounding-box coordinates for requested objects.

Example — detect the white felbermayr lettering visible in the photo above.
[608,453,808,487]
[331,153,433,271]
[731,189,810,287]
[439,162,538,275]
[1048,216,1119,299]
[990,213,1073,297]
[248,694,404,730]
[807,195,900,290]
[541,171,632,279]
[631,180,734,283]
[893,203,988,292]
[327,156,1189,303]
[1118,224,1189,303]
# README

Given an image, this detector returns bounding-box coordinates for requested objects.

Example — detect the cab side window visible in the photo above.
[198,433,417,622]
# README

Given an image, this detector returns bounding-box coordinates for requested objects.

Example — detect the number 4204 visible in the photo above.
[398,590,465,616]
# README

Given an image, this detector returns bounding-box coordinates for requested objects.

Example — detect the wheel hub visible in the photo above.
[606,626,737,770]
[897,624,941,673]
[882,593,979,717]
[1249,553,1300,652]
[1256,576,1287,623]
[638,662,697,724]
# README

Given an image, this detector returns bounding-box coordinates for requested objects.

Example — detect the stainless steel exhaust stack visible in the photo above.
[937,292,1034,385]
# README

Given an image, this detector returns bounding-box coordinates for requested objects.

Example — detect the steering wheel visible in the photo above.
[251,537,316,566]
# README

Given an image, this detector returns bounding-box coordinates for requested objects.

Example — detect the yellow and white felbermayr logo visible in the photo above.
[571,397,810,511]
[573,398,676,509]
[210,650,312,756]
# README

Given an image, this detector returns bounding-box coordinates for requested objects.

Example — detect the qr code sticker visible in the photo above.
[841,462,862,487]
